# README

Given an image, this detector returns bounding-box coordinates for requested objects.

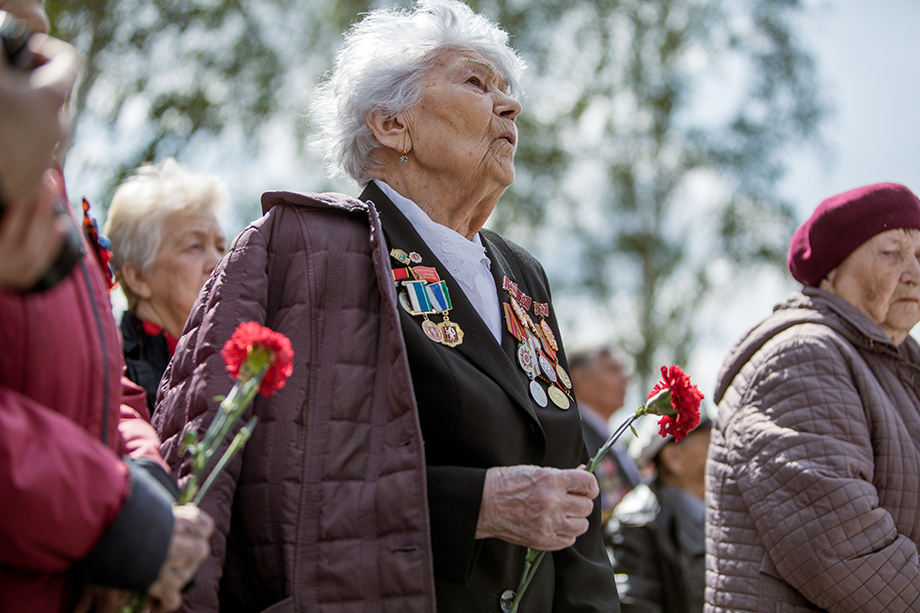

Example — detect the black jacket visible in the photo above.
[121,309,171,412]
[364,182,619,613]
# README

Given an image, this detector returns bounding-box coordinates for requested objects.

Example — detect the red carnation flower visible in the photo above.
[532,361,703,613]
[647,364,704,442]
[221,321,294,397]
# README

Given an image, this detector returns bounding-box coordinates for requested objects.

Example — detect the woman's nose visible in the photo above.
[495,93,522,120]
[205,245,223,273]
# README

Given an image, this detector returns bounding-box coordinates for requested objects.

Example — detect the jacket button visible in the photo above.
[500,590,517,612]
[912,373,920,387]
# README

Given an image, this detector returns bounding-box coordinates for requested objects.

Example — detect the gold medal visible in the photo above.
[439,316,464,347]
[548,386,570,410]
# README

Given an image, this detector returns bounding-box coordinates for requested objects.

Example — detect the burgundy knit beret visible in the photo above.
[787,182,920,286]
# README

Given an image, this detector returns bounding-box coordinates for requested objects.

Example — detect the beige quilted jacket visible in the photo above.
[706,287,920,612]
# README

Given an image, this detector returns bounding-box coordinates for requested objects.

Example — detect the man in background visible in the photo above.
[569,346,642,522]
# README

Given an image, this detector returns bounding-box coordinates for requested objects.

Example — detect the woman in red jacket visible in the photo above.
[0,2,212,611]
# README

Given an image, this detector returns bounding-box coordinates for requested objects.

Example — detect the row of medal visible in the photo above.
[501,276,573,410]
[388,247,572,410]
[390,248,464,347]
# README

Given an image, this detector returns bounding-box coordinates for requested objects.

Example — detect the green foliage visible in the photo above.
[486,0,825,389]
[46,0,347,208]
[48,0,825,388]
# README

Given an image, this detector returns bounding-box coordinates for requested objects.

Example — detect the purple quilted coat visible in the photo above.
[154,192,436,612]
[706,287,920,612]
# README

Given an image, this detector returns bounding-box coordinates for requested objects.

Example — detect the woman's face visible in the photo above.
[821,228,920,345]
[403,49,522,194]
[138,208,226,337]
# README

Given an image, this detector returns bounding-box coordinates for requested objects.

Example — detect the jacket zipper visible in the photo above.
[79,257,111,446]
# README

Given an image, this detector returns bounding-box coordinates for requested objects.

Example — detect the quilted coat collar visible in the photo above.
[260,189,368,216]
[714,286,920,403]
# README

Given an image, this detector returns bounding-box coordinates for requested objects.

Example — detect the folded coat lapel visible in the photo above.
[359,183,542,425]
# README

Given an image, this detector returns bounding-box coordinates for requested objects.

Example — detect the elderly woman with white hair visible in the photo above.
[153,1,618,612]
[104,158,227,411]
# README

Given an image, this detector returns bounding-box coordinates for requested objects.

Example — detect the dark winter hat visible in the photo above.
[787,182,920,286]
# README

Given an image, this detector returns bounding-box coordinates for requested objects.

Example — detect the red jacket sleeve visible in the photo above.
[117,375,170,472]
[0,386,128,573]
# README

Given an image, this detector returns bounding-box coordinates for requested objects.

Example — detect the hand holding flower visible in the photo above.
[145,506,214,613]
[122,322,293,613]
[476,465,598,550]
[508,364,703,613]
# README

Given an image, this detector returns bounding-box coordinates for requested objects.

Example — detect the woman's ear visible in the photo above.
[121,262,152,300]
[819,268,838,292]
[365,110,410,154]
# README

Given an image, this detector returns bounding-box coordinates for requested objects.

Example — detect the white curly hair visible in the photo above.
[310,0,526,184]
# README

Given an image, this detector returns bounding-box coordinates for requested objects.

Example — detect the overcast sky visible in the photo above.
[675,0,920,403]
[782,0,920,215]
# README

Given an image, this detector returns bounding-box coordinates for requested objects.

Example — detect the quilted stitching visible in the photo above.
[706,288,920,613]
[154,194,434,612]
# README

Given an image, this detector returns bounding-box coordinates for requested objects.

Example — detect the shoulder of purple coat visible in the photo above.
[260,190,368,216]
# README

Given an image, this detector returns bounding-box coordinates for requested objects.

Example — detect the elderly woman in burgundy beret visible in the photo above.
[706,183,920,612]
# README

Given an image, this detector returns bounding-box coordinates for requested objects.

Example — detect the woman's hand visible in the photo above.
[72,586,133,613]
[0,32,80,202]
[146,505,214,612]
[475,465,599,551]
[71,506,213,613]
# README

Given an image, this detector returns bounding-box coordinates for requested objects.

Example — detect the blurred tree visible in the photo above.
[48,0,824,389]
[45,0,346,212]
[481,0,825,390]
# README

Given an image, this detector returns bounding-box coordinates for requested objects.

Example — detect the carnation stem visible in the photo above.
[586,412,640,473]
[511,410,641,612]
[179,368,265,505]
[509,549,546,613]
[194,416,259,505]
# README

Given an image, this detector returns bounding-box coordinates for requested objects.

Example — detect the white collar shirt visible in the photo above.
[375,180,502,343]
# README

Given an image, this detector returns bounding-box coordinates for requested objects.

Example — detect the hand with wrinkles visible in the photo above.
[147,505,214,612]
[476,465,599,551]
[73,505,214,613]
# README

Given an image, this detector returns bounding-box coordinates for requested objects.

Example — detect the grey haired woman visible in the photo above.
[155,1,618,612]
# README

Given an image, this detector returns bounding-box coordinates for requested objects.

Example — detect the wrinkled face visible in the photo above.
[1,0,49,34]
[821,228,920,345]
[141,208,226,335]
[403,48,522,193]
